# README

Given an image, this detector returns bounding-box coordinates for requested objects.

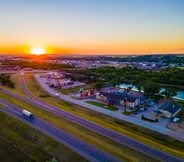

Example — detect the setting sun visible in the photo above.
[30,47,46,55]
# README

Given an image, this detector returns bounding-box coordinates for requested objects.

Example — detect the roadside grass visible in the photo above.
[122,109,140,116]
[0,111,87,162]
[0,102,8,109]
[60,83,95,95]
[0,92,157,162]
[23,73,184,160]
[86,100,119,111]
[3,73,184,160]
[122,111,134,116]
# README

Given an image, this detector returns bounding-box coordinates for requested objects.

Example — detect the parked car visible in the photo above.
[172,118,180,123]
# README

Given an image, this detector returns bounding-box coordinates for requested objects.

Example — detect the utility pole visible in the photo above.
[171,104,174,122]
[124,98,127,112]
[71,92,76,110]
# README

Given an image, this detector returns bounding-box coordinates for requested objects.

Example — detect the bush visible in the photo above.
[141,115,158,122]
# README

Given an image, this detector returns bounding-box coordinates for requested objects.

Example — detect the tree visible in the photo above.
[125,86,132,93]
[46,157,58,162]
[94,82,103,90]
[136,84,142,92]
[161,88,178,100]
[143,82,160,97]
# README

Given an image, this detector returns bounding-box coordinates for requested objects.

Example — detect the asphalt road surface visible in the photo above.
[1,75,184,162]
[0,98,121,162]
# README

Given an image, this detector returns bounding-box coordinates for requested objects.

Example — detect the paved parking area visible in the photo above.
[39,74,85,89]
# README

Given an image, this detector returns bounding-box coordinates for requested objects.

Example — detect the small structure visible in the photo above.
[155,102,181,118]
[81,90,94,97]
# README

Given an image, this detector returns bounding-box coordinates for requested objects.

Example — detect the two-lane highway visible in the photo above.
[1,75,184,162]
[0,98,121,162]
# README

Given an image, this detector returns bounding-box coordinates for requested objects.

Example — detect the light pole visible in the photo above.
[171,104,174,122]
[124,99,127,112]
[72,92,76,110]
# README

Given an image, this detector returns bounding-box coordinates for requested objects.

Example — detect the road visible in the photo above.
[1,75,184,162]
[0,98,121,162]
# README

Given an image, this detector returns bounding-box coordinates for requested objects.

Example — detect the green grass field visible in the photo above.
[1,72,184,161]
[86,100,119,111]
[0,111,87,162]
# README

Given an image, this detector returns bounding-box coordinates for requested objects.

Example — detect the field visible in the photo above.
[0,88,157,162]
[0,111,87,162]
[0,136,30,162]
[1,72,184,161]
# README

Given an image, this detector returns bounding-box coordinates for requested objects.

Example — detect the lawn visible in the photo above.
[2,72,184,161]
[86,100,119,111]
[122,108,140,116]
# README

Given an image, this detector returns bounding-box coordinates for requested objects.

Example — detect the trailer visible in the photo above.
[23,110,34,119]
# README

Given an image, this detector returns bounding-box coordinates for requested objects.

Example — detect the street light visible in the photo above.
[171,104,174,122]
[71,92,76,110]
[124,98,127,112]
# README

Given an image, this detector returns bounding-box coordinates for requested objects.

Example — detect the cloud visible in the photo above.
[176,48,184,51]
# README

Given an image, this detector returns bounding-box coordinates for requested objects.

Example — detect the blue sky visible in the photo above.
[0,0,184,54]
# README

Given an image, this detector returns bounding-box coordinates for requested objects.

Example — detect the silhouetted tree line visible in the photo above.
[2,60,75,70]
[100,54,184,64]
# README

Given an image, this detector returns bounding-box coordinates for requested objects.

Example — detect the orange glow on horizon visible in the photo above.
[0,42,183,55]
[30,47,46,55]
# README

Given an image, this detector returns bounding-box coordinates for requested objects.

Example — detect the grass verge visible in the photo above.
[24,73,184,160]
[86,100,119,111]
[0,91,158,162]
[0,111,87,162]
[3,72,184,160]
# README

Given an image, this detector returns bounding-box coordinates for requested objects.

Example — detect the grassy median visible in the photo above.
[0,91,158,162]
[24,73,184,160]
[86,100,119,111]
[1,72,184,161]
[0,111,87,162]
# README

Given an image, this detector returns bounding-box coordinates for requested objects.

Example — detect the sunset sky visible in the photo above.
[0,0,184,55]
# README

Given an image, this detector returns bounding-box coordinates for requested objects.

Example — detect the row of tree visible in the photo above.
[67,66,184,87]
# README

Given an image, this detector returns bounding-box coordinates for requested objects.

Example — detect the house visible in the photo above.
[96,92,140,108]
[156,102,181,118]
